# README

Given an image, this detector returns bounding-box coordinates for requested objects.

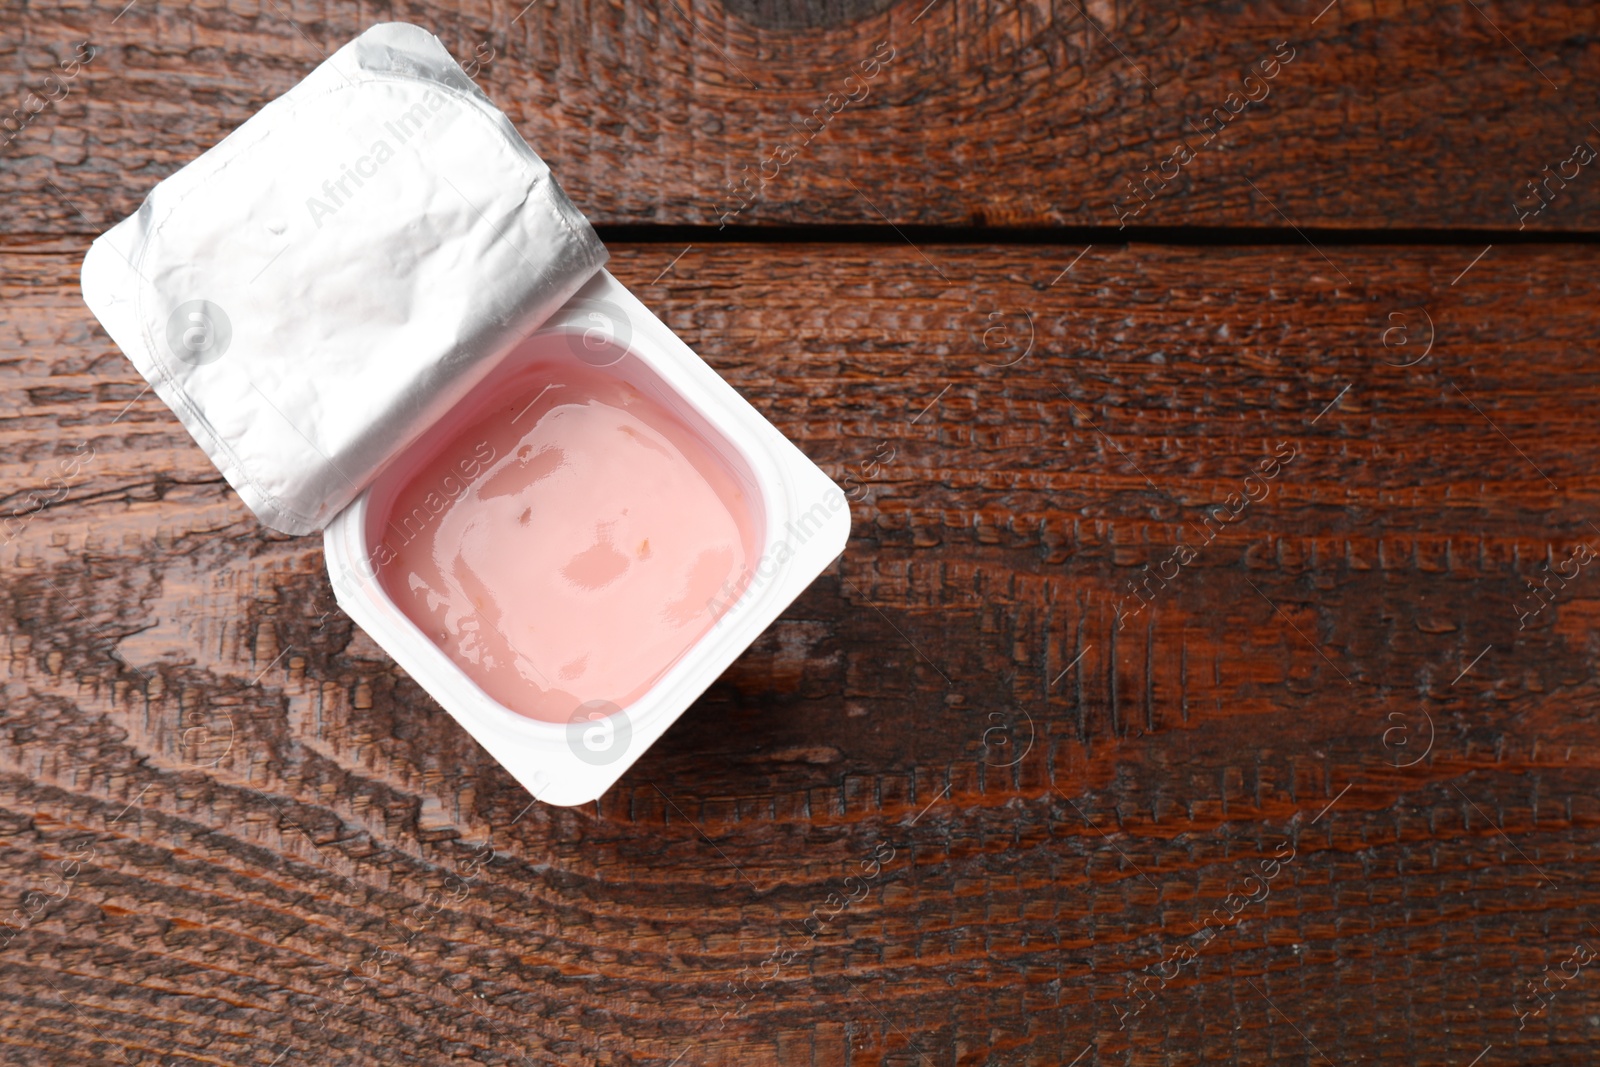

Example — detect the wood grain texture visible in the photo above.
[3,239,1600,1064]
[5,0,1600,232]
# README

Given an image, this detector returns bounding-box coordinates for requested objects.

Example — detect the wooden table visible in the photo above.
[4,1,1600,1064]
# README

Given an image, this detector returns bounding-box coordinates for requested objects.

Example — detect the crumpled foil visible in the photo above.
[81,22,608,535]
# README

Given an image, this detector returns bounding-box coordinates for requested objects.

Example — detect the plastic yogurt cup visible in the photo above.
[80,22,849,805]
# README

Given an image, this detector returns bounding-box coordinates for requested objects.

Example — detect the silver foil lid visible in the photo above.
[81,22,608,535]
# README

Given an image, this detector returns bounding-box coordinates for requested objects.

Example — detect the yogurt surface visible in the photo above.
[376,358,757,722]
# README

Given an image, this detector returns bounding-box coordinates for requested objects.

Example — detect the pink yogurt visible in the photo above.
[373,355,759,722]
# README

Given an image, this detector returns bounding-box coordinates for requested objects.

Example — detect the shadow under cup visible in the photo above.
[361,331,767,725]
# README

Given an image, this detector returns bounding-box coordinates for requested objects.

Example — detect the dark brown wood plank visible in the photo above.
[2,239,1600,1064]
[5,0,1600,232]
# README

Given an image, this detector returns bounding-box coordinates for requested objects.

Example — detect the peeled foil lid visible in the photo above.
[81,22,608,535]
